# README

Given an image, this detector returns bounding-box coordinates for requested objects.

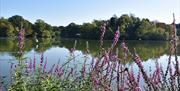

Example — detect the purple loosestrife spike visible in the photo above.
[112,27,120,49]
[29,58,32,71]
[100,23,107,47]
[121,42,128,52]
[58,68,64,77]
[127,70,134,86]
[134,54,144,70]
[155,63,161,83]
[43,57,48,73]
[55,64,60,73]
[18,28,25,55]
[40,53,44,67]
[100,52,110,69]
[137,70,141,85]
[110,54,118,61]
[33,54,36,71]
[55,60,60,73]
[121,41,129,58]
[130,68,136,83]
[172,14,179,85]
[133,50,156,90]
[104,51,109,63]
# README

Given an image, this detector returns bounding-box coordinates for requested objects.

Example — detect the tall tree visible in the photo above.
[0,18,15,37]
[34,19,53,38]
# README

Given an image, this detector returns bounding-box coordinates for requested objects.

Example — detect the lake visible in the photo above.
[0,38,180,90]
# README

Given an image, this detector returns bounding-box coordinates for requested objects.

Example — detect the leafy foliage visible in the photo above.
[0,15,180,40]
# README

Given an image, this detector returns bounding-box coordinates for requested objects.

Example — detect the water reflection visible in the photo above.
[0,38,179,61]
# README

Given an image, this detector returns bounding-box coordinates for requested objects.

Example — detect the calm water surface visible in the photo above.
[0,38,180,89]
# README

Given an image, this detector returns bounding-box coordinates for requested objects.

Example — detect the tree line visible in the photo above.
[0,14,180,40]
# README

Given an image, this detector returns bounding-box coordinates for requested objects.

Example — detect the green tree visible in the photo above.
[125,15,141,39]
[117,14,133,38]
[52,26,61,37]
[80,23,99,39]
[0,18,15,37]
[34,19,53,38]
[8,15,33,36]
[136,19,155,39]
[109,15,118,31]
[61,23,80,38]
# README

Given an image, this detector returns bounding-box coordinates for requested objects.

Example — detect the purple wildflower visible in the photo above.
[43,57,48,73]
[104,51,109,63]
[128,68,136,83]
[169,64,173,76]
[40,53,44,67]
[29,58,32,71]
[18,28,25,55]
[121,41,129,57]
[137,70,141,85]
[33,54,36,71]
[112,27,120,48]
[151,62,161,84]
[57,67,64,77]
[55,62,60,73]
[100,23,107,47]
[133,54,143,70]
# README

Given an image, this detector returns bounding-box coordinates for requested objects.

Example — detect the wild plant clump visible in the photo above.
[6,14,180,91]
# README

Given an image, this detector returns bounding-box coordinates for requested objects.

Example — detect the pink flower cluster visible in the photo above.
[112,27,120,48]
[100,23,107,47]
[121,42,128,54]
[133,54,143,69]
[18,29,25,55]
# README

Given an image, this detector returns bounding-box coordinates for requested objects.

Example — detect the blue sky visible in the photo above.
[0,0,179,26]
